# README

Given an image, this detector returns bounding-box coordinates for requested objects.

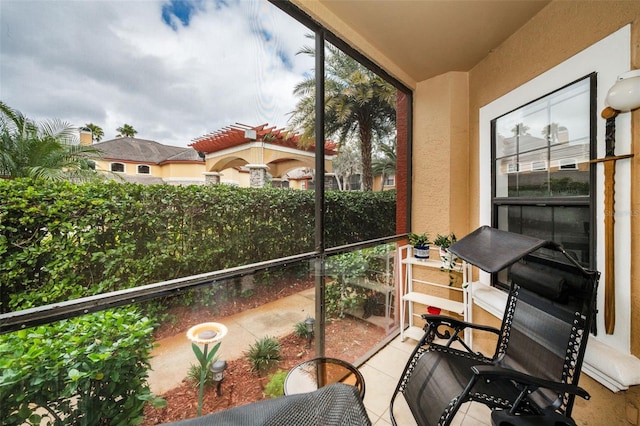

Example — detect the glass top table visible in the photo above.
[284,357,365,398]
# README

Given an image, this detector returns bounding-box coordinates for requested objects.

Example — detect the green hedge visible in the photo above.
[0,308,164,425]
[0,179,395,312]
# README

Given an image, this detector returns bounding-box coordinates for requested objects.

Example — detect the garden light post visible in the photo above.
[305,317,315,348]
[210,360,227,396]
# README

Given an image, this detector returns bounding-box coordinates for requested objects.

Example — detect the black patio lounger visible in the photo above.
[390,226,599,426]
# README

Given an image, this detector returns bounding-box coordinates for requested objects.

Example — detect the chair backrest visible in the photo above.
[494,253,599,415]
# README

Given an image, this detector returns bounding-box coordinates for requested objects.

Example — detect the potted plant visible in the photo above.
[408,232,430,260]
[434,233,458,270]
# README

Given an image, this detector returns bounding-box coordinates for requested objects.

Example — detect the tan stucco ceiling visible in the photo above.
[317,0,551,82]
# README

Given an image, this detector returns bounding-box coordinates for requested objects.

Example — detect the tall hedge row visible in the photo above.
[0,179,396,313]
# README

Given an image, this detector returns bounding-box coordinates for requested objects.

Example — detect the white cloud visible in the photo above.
[0,0,313,146]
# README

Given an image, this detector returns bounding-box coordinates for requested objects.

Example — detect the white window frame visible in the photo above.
[137,164,151,175]
[384,174,395,186]
[530,160,547,171]
[558,158,578,170]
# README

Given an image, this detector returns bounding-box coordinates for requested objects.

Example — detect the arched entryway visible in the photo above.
[190,123,337,188]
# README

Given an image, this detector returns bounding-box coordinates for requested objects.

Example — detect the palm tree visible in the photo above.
[289,40,396,191]
[372,139,396,191]
[85,122,104,143]
[116,124,137,138]
[0,101,102,181]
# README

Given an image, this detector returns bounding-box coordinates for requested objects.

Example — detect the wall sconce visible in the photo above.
[605,69,640,112]
[304,317,315,348]
[210,359,227,396]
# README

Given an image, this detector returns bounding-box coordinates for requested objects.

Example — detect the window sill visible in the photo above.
[471,282,640,392]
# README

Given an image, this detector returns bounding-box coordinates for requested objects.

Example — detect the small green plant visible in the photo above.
[408,232,430,247]
[264,369,288,398]
[434,233,459,286]
[187,362,215,388]
[294,319,311,339]
[433,233,457,249]
[246,336,281,375]
[324,280,366,318]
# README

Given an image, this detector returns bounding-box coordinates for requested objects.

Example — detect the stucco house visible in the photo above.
[82,131,206,185]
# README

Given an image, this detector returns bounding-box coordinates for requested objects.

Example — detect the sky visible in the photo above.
[0,0,314,147]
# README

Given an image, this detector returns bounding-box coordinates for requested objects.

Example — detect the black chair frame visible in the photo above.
[390,226,599,426]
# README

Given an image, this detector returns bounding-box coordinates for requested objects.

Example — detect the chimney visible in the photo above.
[79,127,93,145]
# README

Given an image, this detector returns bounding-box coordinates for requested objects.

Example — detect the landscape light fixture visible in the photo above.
[305,317,315,348]
[210,360,228,396]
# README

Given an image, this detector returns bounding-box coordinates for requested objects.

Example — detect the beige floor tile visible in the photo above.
[388,335,420,354]
[366,409,381,424]
[365,343,412,381]
[373,412,392,425]
[466,402,491,424]
[384,395,418,426]
[460,414,491,426]
[361,364,396,418]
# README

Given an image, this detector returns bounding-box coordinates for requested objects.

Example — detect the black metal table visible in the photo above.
[284,357,365,398]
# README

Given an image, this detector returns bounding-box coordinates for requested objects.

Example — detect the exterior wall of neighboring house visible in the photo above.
[94,157,204,185]
[294,0,640,423]
[158,162,205,185]
[94,159,156,177]
[372,174,395,192]
[287,177,310,191]
[205,145,334,181]
[219,167,250,187]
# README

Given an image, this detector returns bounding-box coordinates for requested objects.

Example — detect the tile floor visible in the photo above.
[360,335,491,426]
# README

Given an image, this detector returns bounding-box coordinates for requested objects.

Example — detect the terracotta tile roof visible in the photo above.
[189,123,338,156]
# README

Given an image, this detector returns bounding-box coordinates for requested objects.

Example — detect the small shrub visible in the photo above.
[186,362,216,388]
[293,320,311,339]
[264,369,287,398]
[246,336,281,375]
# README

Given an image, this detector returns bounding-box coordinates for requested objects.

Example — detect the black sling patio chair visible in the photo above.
[390,226,599,426]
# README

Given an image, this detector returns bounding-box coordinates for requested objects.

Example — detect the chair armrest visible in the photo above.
[421,314,500,335]
[471,365,590,400]
[419,315,500,356]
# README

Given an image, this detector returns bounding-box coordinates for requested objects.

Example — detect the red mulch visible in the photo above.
[141,274,386,425]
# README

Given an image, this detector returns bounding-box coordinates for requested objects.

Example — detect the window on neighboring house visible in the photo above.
[110,162,125,173]
[491,74,596,285]
[384,174,395,187]
[137,165,150,174]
